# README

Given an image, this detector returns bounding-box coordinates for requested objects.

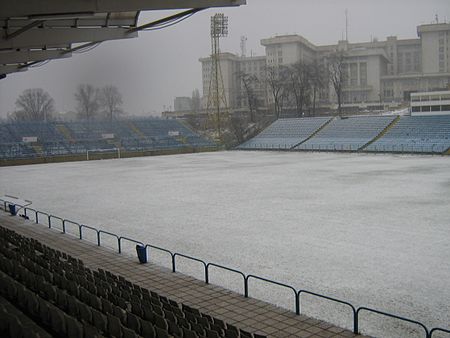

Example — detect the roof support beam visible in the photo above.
[5,20,45,40]
[0,28,137,49]
[129,7,205,33]
[0,1,245,18]
[0,49,71,64]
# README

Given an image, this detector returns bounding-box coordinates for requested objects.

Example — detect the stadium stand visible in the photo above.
[236,117,331,150]
[364,115,450,153]
[0,226,266,338]
[238,115,450,155]
[295,116,396,151]
[0,119,216,161]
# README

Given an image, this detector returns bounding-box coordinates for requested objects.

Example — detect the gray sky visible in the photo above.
[0,0,449,118]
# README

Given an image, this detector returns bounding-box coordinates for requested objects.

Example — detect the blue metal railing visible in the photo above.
[298,289,357,331]
[0,199,448,338]
[246,274,299,315]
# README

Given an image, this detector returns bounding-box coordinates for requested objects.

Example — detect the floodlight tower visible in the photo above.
[206,13,228,138]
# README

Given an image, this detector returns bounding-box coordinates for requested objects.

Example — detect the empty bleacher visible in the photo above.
[364,115,450,153]
[0,119,215,161]
[0,226,265,338]
[237,117,331,150]
[295,116,396,151]
[238,114,450,155]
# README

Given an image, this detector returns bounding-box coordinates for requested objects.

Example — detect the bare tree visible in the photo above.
[327,51,347,115]
[11,88,55,121]
[286,62,312,117]
[237,71,260,123]
[191,89,201,112]
[228,115,247,145]
[75,84,99,121]
[309,60,326,116]
[265,66,288,118]
[99,85,123,121]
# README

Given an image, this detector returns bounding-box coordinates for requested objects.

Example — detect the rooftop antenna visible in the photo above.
[345,9,349,41]
[240,35,247,57]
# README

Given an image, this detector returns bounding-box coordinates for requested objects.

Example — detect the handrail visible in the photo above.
[430,327,450,338]
[2,205,448,338]
[356,307,429,338]
[49,215,64,232]
[98,229,120,252]
[79,224,99,241]
[144,244,174,271]
[36,210,49,226]
[62,219,80,235]
[246,274,299,315]
[206,263,246,291]
[24,207,38,223]
[298,289,356,332]
[119,236,144,254]
[173,252,207,281]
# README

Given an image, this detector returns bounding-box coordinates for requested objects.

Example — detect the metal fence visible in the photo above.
[1,199,448,338]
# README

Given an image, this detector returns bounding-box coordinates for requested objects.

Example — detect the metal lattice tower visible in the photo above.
[206,13,228,138]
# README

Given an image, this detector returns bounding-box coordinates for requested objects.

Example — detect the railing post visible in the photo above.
[354,310,359,334]
[205,265,209,284]
[62,220,66,233]
[244,276,248,297]
[48,214,51,228]
[79,225,82,240]
[295,291,300,315]
[172,254,176,272]
[97,231,101,246]
[118,238,121,253]
[35,211,38,223]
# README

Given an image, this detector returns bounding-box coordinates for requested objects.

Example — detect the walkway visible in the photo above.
[0,211,367,338]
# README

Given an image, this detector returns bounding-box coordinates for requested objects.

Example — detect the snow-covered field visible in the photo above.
[1,151,449,337]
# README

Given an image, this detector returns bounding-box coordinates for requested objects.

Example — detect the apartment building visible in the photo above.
[199,53,266,111]
[199,22,450,113]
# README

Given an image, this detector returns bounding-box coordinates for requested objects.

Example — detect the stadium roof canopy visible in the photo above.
[0,0,245,79]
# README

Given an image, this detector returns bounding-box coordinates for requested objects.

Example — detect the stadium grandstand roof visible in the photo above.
[0,0,245,79]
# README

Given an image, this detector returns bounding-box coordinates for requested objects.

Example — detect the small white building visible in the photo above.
[410,90,450,115]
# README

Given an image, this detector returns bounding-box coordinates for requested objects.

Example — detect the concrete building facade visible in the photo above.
[174,97,192,112]
[200,53,266,112]
[199,23,450,114]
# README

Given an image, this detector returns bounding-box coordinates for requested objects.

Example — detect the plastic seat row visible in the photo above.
[0,120,215,160]
[296,116,395,151]
[0,226,265,338]
[237,117,331,150]
[366,115,450,153]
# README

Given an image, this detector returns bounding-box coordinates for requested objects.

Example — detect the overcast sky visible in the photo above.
[0,0,449,118]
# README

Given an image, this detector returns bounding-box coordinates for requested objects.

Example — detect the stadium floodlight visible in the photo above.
[210,13,228,38]
[206,13,229,139]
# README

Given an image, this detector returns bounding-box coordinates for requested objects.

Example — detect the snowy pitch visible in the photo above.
[1,151,449,337]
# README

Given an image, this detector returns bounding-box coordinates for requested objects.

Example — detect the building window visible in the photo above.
[350,63,358,86]
[431,105,441,111]
[359,63,367,86]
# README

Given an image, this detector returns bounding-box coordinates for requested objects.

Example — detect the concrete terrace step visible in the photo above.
[0,211,367,338]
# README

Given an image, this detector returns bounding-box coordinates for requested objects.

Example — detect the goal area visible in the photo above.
[86,148,121,161]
